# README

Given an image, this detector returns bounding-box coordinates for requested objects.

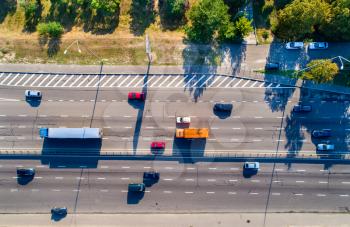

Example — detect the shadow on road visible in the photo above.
[127,191,145,205]
[17,175,34,185]
[172,137,206,163]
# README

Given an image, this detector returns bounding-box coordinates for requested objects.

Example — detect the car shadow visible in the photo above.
[17,175,34,185]
[213,109,232,119]
[51,213,67,222]
[242,168,258,178]
[143,175,159,187]
[25,97,41,107]
[127,191,145,205]
[172,136,206,163]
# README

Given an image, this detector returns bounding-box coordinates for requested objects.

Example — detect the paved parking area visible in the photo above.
[0,72,286,89]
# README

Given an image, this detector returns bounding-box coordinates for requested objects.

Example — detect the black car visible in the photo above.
[143,171,160,180]
[51,207,67,215]
[312,129,331,138]
[292,105,312,113]
[17,168,35,176]
[265,62,280,70]
[214,103,233,112]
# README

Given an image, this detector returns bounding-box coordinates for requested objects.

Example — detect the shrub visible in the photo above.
[37,22,64,38]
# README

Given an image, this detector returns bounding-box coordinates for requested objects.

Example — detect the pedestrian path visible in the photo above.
[0,72,288,89]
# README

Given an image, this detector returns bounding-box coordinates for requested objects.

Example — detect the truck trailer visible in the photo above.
[39,128,102,139]
[175,128,209,139]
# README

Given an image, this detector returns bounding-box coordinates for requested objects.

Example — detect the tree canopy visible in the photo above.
[302,59,339,83]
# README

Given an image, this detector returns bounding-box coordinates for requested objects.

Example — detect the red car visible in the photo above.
[128,92,145,101]
[151,141,165,149]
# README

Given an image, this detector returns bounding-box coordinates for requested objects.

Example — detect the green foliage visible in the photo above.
[21,0,42,32]
[224,0,247,14]
[272,0,331,41]
[165,0,187,20]
[130,0,156,35]
[185,0,232,43]
[233,16,253,39]
[90,0,121,14]
[302,59,339,83]
[320,0,350,41]
[37,21,64,38]
[262,30,269,40]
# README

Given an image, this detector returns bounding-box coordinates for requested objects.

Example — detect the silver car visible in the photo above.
[308,42,328,50]
[176,117,191,124]
[285,42,304,50]
[25,90,42,98]
[317,144,335,151]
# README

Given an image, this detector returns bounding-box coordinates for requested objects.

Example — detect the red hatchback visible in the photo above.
[151,141,166,149]
[128,92,145,101]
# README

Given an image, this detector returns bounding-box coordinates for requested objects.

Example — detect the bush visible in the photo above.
[91,0,121,14]
[37,22,64,38]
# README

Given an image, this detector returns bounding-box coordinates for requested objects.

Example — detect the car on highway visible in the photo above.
[176,116,191,124]
[16,168,35,176]
[312,129,332,138]
[143,171,160,180]
[128,92,145,101]
[292,104,312,113]
[214,103,233,112]
[128,183,146,192]
[308,42,328,50]
[265,62,280,70]
[243,162,260,171]
[285,42,304,50]
[317,143,335,151]
[25,90,42,98]
[51,207,67,215]
[151,141,165,150]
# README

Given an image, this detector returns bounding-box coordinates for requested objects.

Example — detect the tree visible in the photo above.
[233,16,253,39]
[90,0,121,14]
[272,0,331,41]
[302,59,339,83]
[37,22,64,38]
[320,0,350,41]
[185,0,232,43]
[164,0,188,20]
[21,0,42,32]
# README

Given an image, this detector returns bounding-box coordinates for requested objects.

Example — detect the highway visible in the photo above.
[1,160,350,213]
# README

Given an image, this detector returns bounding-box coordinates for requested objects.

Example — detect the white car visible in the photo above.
[285,42,304,50]
[176,117,191,124]
[308,42,328,50]
[243,162,260,170]
[25,90,42,98]
[317,144,335,151]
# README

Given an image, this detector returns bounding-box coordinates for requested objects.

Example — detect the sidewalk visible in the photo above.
[0,213,349,227]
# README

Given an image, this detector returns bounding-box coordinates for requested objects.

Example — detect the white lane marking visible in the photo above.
[319,181,328,184]
[21,74,36,86]
[232,128,241,130]
[58,165,66,168]
[143,166,151,169]
[120,178,130,180]
[36,165,45,168]
[185,191,194,194]
[254,128,263,130]
[97,177,106,180]
[182,75,196,88]
[100,189,109,192]
[125,75,139,87]
[53,75,67,87]
[7,73,19,86]
[225,78,236,88]
[121,166,130,169]
[101,76,115,87]
[272,192,280,196]
[76,177,85,180]
[187,167,195,170]
[31,189,40,192]
[277,116,285,119]
[317,194,326,197]
[207,76,221,87]
[117,75,131,87]
[339,194,349,197]
[294,193,303,196]
[266,83,273,88]
[211,127,219,130]
[254,116,263,119]
[157,76,171,87]
[233,79,243,87]
[190,75,206,87]
[215,77,229,88]
[85,76,98,87]
[60,115,68,118]
[0,73,12,84]
[199,75,214,87]
[121,190,128,193]
[342,182,350,184]
[45,74,59,87]
[100,166,109,169]
[163,191,172,194]
[253,139,262,142]
[174,75,188,87]
[55,177,64,180]
[130,75,145,87]
[276,139,285,142]
[207,179,216,182]
[11,189,18,192]
[185,179,195,181]
[34,176,43,179]
[251,180,260,182]
[14,73,27,86]
[249,192,259,195]
[296,169,306,172]
[61,75,75,87]
[150,76,164,87]
[29,74,43,86]
[228,192,237,195]
[206,192,215,194]
[124,126,132,129]
[230,167,239,171]
[208,138,217,141]
[296,181,304,183]
[77,76,90,87]
[241,80,251,88]
[209,167,217,170]
[52,189,61,192]
[250,81,258,88]
[92,76,106,87]
[36,75,52,87]
[166,75,180,87]
[273,180,281,183]
[164,178,173,181]
[232,116,241,119]
[142,76,155,87]
[145,126,154,129]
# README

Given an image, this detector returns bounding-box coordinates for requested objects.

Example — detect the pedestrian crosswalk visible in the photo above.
[0,72,287,89]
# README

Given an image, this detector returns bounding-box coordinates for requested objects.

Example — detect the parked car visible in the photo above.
[308,42,328,50]
[312,129,332,138]
[51,207,67,215]
[285,42,304,50]
[176,117,191,124]
[293,105,312,113]
[151,141,165,149]
[128,183,146,192]
[214,103,233,112]
[128,92,145,101]
[243,162,260,171]
[143,171,160,180]
[16,168,35,176]
[317,144,335,151]
[265,62,280,70]
[25,90,42,98]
